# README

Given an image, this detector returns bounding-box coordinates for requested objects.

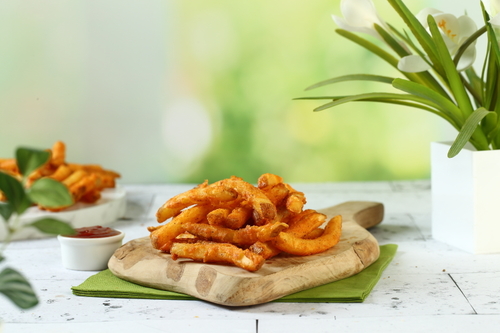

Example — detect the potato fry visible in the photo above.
[257,173,284,189]
[206,208,231,226]
[302,227,324,239]
[69,173,97,202]
[170,241,265,272]
[156,185,238,223]
[0,158,18,174]
[50,141,66,167]
[260,183,290,207]
[62,169,88,187]
[225,205,253,229]
[180,221,288,246]
[272,215,342,256]
[285,210,326,238]
[214,176,276,225]
[150,204,213,252]
[48,164,73,182]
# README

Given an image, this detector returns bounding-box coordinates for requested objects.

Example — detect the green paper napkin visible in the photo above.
[72,244,397,303]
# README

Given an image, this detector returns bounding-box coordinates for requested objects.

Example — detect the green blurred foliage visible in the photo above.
[171,0,450,183]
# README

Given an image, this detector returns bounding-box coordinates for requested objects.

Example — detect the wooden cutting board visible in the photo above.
[108,201,384,306]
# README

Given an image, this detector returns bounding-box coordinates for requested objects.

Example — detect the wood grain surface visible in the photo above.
[108,201,384,306]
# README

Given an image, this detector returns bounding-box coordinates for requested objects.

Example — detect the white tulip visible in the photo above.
[332,0,387,39]
[398,8,477,73]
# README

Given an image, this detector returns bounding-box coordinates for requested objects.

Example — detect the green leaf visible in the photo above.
[427,16,474,120]
[30,217,75,235]
[0,201,14,221]
[15,147,50,178]
[27,178,73,208]
[305,74,395,91]
[310,92,438,111]
[0,267,39,309]
[448,107,493,157]
[0,171,32,215]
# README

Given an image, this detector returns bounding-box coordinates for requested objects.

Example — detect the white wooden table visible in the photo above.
[2,181,500,332]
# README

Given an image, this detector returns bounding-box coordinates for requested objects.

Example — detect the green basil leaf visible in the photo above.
[448,108,494,157]
[0,201,14,221]
[27,178,73,208]
[0,171,32,215]
[0,267,39,309]
[15,147,50,178]
[30,217,75,235]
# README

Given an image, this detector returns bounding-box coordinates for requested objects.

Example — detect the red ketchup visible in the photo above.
[65,226,121,238]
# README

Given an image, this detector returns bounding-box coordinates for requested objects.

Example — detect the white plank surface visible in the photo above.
[2,180,500,332]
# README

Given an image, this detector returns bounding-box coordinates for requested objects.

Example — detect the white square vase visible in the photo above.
[431,141,500,254]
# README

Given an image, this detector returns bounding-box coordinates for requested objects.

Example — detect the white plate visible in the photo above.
[0,187,126,241]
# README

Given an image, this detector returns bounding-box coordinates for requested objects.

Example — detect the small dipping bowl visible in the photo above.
[57,226,125,271]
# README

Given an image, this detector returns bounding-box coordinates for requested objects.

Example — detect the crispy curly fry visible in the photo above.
[285,209,326,237]
[156,185,239,223]
[284,184,306,214]
[48,164,73,182]
[248,241,280,260]
[50,141,66,167]
[257,173,284,189]
[272,215,342,256]
[170,241,265,272]
[69,173,97,202]
[0,158,18,174]
[206,208,231,226]
[260,183,290,207]
[214,176,277,225]
[225,204,253,229]
[150,204,213,252]
[180,221,288,246]
[302,227,324,239]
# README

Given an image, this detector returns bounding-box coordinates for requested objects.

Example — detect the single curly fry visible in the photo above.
[225,205,253,229]
[272,215,342,256]
[48,164,73,182]
[206,208,231,226]
[214,176,277,225]
[257,173,284,189]
[302,227,324,239]
[284,183,306,214]
[170,241,265,272]
[285,210,326,238]
[50,141,66,167]
[150,204,213,252]
[156,185,239,222]
[248,241,281,260]
[260,183,290,207]
[181,221,288,246]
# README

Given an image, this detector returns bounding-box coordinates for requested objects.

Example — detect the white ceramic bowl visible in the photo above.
[57,230,125,271]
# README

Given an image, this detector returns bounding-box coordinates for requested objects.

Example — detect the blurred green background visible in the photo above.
[0,0,476,184]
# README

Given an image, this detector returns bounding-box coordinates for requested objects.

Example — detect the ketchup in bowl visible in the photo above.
[58,225,125,271]
[65,226,121,238]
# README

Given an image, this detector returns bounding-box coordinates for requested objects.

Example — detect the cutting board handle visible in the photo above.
[318,201,384,229]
